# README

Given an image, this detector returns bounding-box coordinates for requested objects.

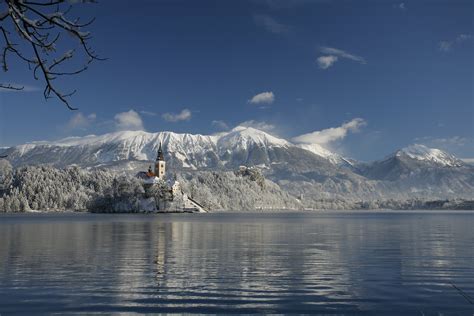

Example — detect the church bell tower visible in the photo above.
[155,142,166,180]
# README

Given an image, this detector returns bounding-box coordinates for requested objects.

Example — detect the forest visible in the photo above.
[0,160,472,212]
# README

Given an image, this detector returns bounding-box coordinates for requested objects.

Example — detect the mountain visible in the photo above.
[4,130,217,170]
[397,144,464,167]
[2,128,473,201]
[351,144,474,199]
[359,144,467,181]
[296,143,354,167]
[2,127,339,171]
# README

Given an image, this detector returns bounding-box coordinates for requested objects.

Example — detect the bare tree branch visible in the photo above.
[0,0,102,110]
[0,83,23,90]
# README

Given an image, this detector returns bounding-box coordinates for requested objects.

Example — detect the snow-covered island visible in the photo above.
[0,143,212,213]
[0,140,302,213]
[134,142,206,213]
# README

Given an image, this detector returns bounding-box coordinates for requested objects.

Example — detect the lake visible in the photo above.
[0,211,473,314]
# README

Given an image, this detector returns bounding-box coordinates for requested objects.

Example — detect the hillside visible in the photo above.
[2,128,474,201]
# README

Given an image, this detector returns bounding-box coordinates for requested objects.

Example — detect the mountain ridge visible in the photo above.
[3,127,468,169]
[2,127,473,201]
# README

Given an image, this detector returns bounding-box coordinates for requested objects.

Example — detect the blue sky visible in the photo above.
[0,0,473,161]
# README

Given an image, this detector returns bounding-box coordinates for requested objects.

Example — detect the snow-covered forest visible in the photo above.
[177,168,302,211]
[0,160,472,212]
[0,160,303,212]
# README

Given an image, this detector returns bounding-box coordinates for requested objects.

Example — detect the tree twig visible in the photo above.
[0,0,102,109]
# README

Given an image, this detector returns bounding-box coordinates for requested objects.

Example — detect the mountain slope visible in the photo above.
[3,127,341,171]
[359,144,467,181]
[3,129,473,200]
[396,144,464,167]
[350,144,474,199]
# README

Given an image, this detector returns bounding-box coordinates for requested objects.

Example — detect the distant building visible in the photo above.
[136,142,166,185]
[169,179,181,196]
[135,142,207,213]
[155,142,166,180]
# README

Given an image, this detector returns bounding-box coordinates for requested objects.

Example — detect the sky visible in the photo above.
[0,0,473,161]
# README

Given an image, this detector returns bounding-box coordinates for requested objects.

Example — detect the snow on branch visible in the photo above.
[0,0,103,110]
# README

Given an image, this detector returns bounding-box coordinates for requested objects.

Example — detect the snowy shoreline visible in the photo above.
[13,207,473,214]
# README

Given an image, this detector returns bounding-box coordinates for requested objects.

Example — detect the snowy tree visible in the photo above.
[0,164,472,213]
[177,171,302,211]
[0,159,13,194]
[235,166,265,188]
[0,0,103,109]
[146,180,173,211]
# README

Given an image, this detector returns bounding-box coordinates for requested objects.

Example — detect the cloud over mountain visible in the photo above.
[114,110,144,131]
[292,118,367,145]
[162,109,192,122]
[238,120,276,133]
[66,113,97,131]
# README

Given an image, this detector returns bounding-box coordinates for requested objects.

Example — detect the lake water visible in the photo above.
[0,212,473,314]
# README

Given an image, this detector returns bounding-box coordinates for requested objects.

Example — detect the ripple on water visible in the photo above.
[0,212,473,314]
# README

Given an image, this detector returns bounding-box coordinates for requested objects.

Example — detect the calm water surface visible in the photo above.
[0,211,473,314]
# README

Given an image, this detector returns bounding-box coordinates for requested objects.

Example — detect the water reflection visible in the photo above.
[0,212,473,314]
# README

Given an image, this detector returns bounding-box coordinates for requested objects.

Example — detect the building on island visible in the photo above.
[135,142,206,213]
[155,142,166,180]
[136,142,166,185]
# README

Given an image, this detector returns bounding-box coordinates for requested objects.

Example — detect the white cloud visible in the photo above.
[397,2,406,10]
[316,47,366,70]
[317,55,338,69]
[319,47,366,64]
[253,14,290,34]
[249,91,275,105]
[66,113,97,130]
[162,108,192,122]
[439,34,472,52]
[114,110,144,131]
[292,118,367,145]
[212,120,229,130]
[238,120,276,133]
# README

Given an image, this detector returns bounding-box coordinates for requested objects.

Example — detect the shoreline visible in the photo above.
[0,208,473,215]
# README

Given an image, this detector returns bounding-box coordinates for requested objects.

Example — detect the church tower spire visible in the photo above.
[155,142,166,179]
[157,142,164,161]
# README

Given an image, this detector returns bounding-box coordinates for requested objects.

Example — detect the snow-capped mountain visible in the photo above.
[217,126,290,150]
[2,126,336,171]
[2,128,473,200]
[358,144,468,181]
[297,143,354,167]
[395,144,464,167]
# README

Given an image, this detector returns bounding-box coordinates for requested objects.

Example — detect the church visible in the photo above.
[136,142,167,185]
[136,142,206,213]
